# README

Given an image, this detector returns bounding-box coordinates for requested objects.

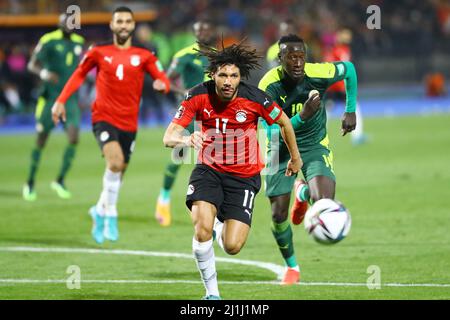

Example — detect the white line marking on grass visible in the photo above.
[0,246,284,278]
[1,246,450,288]
[0,279,449,288]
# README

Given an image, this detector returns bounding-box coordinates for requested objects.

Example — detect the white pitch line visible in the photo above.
[1,246,450,288]
[0,279,449,288]
[0,246,284,279]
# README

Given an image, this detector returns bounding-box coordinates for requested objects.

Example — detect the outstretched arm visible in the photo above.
[145,56,171,94]
[275,112,303,176]
[28,41,59,84]
[52,49,97,124]
[51,67,89,125]
[341,61,358,136]
[163,122,204,149]
[166,60,188,96]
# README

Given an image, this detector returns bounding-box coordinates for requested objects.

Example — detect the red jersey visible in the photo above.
[173,80,283,178]
[56,42,170,132]
[323,44,351,93]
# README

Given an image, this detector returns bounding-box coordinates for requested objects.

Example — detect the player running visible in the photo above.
[154,19,216,227]
[258,34,358,284]
[163,41,302,300]
[23,13,85,201]
[52,7,170,244]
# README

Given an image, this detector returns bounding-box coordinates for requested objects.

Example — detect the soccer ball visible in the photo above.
[304,198,351,244]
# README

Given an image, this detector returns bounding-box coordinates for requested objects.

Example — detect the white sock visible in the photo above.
[214,217,225,251]
[192,237,219,297]
[351,103,364,141]
[287,265,300,272]
[103,169,121,217]
[96,190,107,217]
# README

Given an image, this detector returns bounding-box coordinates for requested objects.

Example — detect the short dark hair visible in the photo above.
[194,17,214,27]
[196,39,261,79]
[278,34,305,46]
[113,6,134,16]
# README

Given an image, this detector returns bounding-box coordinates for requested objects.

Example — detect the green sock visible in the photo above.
[272,220,298,268]
[299,184,310,202]
[27,147,42,187]
[57,144,77,183]
[160,188,170,202]
[163,162,181,191]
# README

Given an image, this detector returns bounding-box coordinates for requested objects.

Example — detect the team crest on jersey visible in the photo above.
[235,110,247,123]
[175,106,185,119]
[130,55,141,67]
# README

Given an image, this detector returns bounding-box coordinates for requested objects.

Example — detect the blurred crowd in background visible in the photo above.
[0,0,449,125]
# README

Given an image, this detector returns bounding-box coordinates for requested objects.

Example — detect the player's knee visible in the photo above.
[310,191,333,203]
[108,159,125,172]
[69,137,79,145]
[223,241,244,255]
[271,201,289,223]
[36,133,49,148]
[272,209,288,224]
[194,226,213,243]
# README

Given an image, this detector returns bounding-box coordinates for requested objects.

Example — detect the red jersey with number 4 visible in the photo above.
[172,80,283,178]
[56,42,170,132]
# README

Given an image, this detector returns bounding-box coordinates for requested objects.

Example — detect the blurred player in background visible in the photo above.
[259,34,358,284]
[266,20,297,69]
[323,28,367,145]
[163,42,301,299]
[266,20,315,70]
[52,7,170,244]
[154,19,216,227]
[23,13,85,201]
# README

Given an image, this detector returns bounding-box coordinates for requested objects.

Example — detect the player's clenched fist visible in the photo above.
[300,92,321,120]
[189,131,205,150]
[286,156,303,177]
[51,102,66,125]
[152,79,168,93]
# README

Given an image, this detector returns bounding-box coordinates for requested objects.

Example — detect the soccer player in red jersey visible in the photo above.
[163,42,302,300]
[52,7,170,244]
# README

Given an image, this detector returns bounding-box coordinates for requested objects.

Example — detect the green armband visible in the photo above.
[291,114,305,130]
[343,61,357,113]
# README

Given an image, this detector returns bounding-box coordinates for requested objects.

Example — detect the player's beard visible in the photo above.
[219,85,237,101]
[115,29,134,45]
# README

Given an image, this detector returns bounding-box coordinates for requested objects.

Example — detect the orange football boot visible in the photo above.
[281,267,300,285]
[291,179,308,225]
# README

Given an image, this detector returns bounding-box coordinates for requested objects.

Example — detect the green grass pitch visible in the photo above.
[0,114,449,299]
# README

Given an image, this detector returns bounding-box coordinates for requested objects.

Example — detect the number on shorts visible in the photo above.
[322,153,334,173]
[243,189,255,209]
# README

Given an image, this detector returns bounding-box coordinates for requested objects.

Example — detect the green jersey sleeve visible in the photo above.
[35,40,50,63]
[170,55,188,75]
[304,62,357,112]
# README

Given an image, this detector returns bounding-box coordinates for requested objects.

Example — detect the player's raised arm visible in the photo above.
[163,95,203,149]
[163,123,204,149]
[275,112,303,176]
[166,58,188,96]
[52,47,98,124]
[28,42,59,84]
[338,61,358,136]
[144,55,170,94]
